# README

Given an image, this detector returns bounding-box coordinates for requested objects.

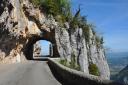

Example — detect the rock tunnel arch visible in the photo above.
[23,30,60,60]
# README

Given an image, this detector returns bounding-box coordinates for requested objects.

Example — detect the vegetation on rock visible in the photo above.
[30,0,71,23]
[30,0,43,7]
[95,35,104,48]
[59,54,80,71]
[69,53,80,71]
[59,59,67,66]
[88,63,100,76]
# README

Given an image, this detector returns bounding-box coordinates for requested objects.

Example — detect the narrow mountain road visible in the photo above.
[0,61,61,85]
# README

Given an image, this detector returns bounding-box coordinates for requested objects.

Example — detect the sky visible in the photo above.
[39,40,50,55]
[72,0,128,52]
[39,0,128,55]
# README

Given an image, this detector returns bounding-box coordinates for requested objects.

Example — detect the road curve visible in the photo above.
[0,61,61,85]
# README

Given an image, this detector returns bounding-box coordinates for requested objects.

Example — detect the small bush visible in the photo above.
[59,59,67,66]
[41,0,71,16]
[59,56,80,71]
[96,36,100,46]
[88,63,100,76]
[69,54,80,71]
[30,0,43,7]
[70,18,79,28]
[95,35,104,48]
[83,26,90,42]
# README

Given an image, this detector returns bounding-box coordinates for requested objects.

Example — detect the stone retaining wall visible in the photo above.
[48,58,124,85]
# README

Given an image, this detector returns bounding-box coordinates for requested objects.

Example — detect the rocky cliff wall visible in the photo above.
[33,41,41,57]
[0,0,110,79]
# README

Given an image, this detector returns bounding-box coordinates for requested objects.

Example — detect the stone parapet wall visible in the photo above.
[48,58,124,85]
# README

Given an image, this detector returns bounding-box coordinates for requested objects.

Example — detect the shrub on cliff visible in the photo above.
[89,63,100,76]
[30,0,43,7]
[59,59,67,66]
[59,54,80,71]
[69,54,80,71]
[95,35,104,48]
[30,0,71,22]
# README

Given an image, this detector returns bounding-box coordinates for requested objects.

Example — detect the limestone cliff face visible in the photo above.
[0,0,110,79]
[56,27,110,79]
[33,42,41,57]
[87,29,110,79]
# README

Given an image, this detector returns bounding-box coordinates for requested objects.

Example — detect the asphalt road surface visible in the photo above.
[0,61,61,85]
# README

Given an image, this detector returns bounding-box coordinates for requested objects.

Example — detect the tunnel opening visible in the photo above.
[23,33,60,60]
[33,40,53,59]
